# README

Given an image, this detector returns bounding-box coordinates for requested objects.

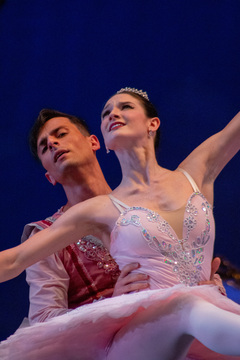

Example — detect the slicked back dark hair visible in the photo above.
[113,91,161,150]
[29,109,90,161]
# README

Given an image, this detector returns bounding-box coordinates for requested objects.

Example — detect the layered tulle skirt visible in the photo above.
[1,284,240,360]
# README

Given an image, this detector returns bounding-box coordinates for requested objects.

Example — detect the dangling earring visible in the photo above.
[148,130,153,138]
[106,146,110,154]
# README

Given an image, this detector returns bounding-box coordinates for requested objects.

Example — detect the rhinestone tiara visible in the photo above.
[116,87,149,101]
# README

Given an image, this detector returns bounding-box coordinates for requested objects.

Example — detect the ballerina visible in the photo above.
[0,87,240,360]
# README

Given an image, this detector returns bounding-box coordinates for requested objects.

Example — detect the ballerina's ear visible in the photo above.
[148,117,160,138]
[45,172,57,186]
[148,117,160,132]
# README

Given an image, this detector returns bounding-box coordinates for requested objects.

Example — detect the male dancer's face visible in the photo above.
[37,117,100,184]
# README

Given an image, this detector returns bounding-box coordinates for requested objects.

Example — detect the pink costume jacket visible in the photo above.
[21,207,120,324]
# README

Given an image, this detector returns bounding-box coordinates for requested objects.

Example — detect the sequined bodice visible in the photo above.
[110,192,215,289]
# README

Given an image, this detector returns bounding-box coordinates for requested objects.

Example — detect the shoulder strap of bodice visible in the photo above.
[177,168,200,192]
[108,194,130,213]
[109,169,199,212]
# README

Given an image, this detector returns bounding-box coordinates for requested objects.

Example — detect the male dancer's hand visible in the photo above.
[198,257,221,286]
[113,257,225,296]
[112,263,149,296]
[198,256,226,295]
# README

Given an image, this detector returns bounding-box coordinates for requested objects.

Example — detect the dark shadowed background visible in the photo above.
[0,0,239,341]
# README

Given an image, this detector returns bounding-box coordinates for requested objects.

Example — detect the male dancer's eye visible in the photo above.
[58,132,67,138]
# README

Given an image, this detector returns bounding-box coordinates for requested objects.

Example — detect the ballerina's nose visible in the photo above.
[109,107,120,121]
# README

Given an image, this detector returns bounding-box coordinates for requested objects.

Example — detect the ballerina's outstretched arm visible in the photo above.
[179,111,240,203]
[0,195,112,283]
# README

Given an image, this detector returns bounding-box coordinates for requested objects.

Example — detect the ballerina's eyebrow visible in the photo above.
[119,101,135,106]
[101,101,135,115]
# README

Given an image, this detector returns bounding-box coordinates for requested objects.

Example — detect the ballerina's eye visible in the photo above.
[42,145,47,154]
[102,110,110,118]
[122,104,133,110]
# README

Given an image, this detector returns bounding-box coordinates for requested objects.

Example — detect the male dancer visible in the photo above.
[22,108,150,324]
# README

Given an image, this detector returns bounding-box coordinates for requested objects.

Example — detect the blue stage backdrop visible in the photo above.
[0,0,239,341]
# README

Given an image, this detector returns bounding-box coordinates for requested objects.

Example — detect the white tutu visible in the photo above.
[1,284,240,360]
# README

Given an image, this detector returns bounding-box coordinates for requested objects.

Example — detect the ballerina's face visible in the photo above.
[101,93,152,151]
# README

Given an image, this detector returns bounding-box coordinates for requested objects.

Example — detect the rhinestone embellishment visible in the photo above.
[118,193,211,286]
[76,235,120,279]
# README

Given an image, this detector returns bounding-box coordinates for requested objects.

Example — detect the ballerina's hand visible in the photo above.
[112,262,149,296]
